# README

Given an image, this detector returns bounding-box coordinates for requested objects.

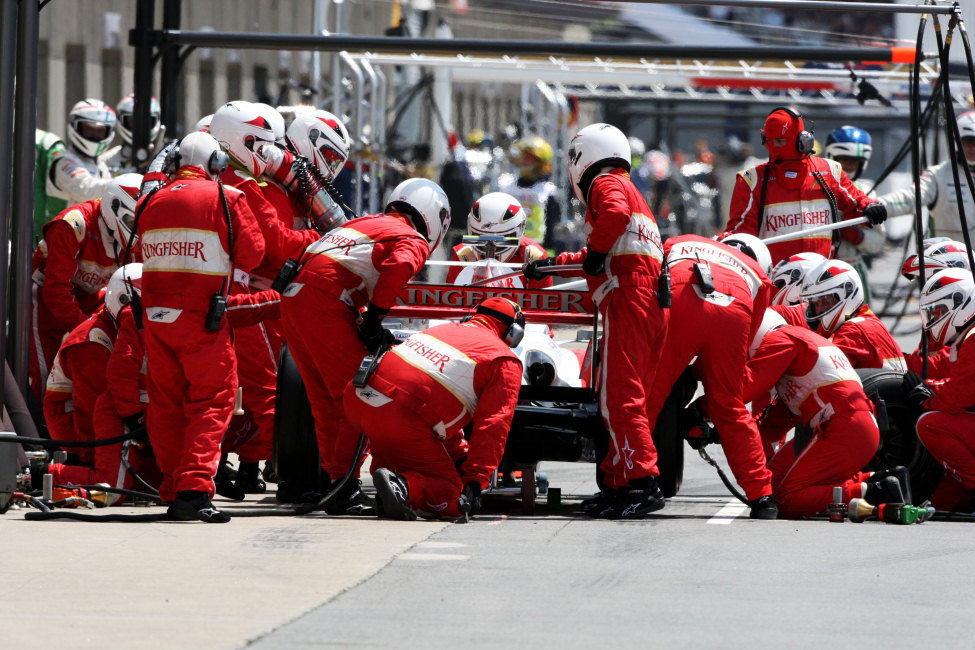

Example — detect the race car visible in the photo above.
[273,263,694,514]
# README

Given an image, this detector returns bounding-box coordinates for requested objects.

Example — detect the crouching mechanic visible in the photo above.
[344,297,524,520]
[30,173,142,398]
[446,192,551,289]
[911,269,975,509]
[800,258,906,371]
[137,131,264,523]
[743,318,904,519]
[279,178,448,513]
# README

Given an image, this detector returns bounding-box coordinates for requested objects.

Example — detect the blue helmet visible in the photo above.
[824,125,872,180]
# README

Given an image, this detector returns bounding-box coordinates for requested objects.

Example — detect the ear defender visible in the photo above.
[766,105,815,155]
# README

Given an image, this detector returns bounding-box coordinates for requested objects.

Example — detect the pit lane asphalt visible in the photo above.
[250,454,975,649]
[8,236,971,648]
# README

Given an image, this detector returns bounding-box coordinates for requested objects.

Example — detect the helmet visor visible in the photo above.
[805,293,840,320]
[77,120,112,142]
[920,302,951,331]
[245,136,274,164]
[773,267,803,290]
[111,198,136,231]
[316,141,346,177]
[119,113,161,134]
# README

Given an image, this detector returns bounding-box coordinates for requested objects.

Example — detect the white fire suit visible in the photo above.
[879,160,975,241]
[49,148,114,206]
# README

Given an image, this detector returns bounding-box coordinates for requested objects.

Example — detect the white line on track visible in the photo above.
[415,541,469,549]
[398,552,470,561]
[707,499,749,525]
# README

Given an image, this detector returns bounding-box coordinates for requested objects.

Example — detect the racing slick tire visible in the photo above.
[273,343,321,497]
[652,369,697,498]
[857,367,944,505]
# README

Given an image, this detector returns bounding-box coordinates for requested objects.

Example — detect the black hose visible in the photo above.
[931,509,975,522]
[121,440,160,495]
[911,10,929,380]
[23,435,371,521]
[934,14,975,274]
[294,433,368,516]
[0,430,142,448]
[69,484,164,503]
[25,511,169,522]
[697,446,749,505]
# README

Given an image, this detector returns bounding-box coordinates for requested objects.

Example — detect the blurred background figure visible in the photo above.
[498,135,560,251]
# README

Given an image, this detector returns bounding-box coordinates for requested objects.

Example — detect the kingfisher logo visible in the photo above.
[764,208,831,233]
[399,284,592,313]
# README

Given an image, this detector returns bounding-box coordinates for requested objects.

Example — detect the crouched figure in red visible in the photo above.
[744,319,907,518]
[344,297,524,520]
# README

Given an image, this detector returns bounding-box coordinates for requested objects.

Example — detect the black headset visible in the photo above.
[466,300,526,347]
[762,105,815,155]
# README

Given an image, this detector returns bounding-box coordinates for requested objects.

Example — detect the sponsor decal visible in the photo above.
[142,240,209,262]
[398,284,591,313]
[763,207,831,233]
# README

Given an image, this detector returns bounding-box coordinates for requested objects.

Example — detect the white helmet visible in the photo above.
[567,123,631,204]
[116,94,161,146]
[769,252,827,306]
[253,102,286,145]
[628,136,646,159]
[720,233,773,276]
[958,111,975,166]
[920,269,975,346]
[800,259,864,337]
[384,178,450,253]
[902,240,971,282]
[749,308,787,358]
[104,263,143,321]
[173,131,229,180]
[99,173,143,258]
[286,110,351,180]
[466,192,527,262]
[208,100,276,176]
[67,99,116,158]
[192,114,213,133]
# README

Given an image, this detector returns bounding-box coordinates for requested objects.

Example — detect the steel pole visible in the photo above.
[131,0,156,167]
[158,31,921,63]
[10,0,38,394]
[0,0,19,415]
[602,0,954,14]
[160,0,181,137]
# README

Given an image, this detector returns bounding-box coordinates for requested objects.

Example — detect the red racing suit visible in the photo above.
[219,167,318,463]
[553,169,667,490]
[49,306,162,500]
[916,329,975,500]
[446,237,552,289]
[830,304,906,372]
[723,156,877,265]
[280,214,429,479]
[744,325,880,518]
[905,338,952,386]
[344,320,522,517]
[30,199,121,398]
[645,235,773,500]
[137,167,264,501]
[43,306,117,465]
[771,303,807,328]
